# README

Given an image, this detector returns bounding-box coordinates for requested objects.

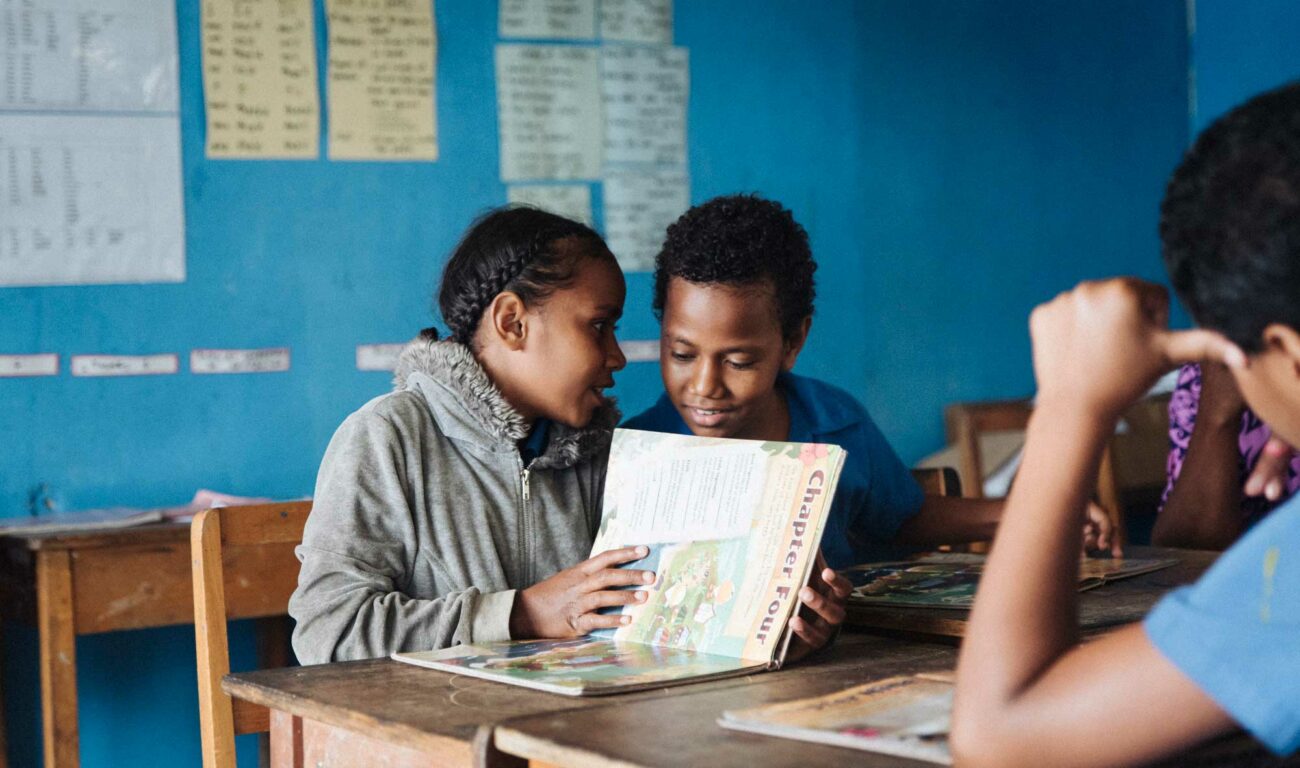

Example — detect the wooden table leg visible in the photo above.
[269,710,303,768]
[257,617,293,767]
[0,616,9,768]
[36,551,78,768]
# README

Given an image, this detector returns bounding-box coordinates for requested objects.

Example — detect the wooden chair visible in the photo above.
[191,501,311,768]
[910,466,962,498]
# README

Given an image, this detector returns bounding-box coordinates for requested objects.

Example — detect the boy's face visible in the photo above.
[659,278,805,440]
[1230,324,1300,449]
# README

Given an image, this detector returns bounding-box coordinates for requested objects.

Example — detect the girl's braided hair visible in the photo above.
[431,206,612,346]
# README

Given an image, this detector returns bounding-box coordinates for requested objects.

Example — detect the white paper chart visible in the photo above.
[507,183,593,224]
[0,0,183,287]
[499,0,596,40]
[601,45,687,167]
[599,0,672,44]
[0,0,179,112]
[603,170,688,272]
[0,115,185,286]
[496,44,602,181]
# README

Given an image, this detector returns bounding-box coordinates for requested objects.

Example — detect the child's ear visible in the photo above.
[780,316,813,371]
[485,291,528,350]
[1262,323,1300,379]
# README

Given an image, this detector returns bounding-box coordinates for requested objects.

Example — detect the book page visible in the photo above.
[326,0,437,161]
[201,0,320,159]
[595,430,844,662]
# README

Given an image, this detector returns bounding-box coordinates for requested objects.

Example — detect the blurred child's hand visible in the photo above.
[1244,435,1295,501]
[1082,501,1123,557]
[1028,279,1243,422]
[786,551,853,663]
[509,546,656,639]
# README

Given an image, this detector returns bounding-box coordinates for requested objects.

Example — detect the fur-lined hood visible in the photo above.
[391,334,619,470]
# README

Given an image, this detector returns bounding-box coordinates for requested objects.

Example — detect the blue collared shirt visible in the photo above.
[1145,496,1300,755]
[622,372,923,569]
[519,418,551,466]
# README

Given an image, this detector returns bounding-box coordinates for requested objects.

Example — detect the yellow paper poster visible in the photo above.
[327,0,438,161]
[202,0,320,159]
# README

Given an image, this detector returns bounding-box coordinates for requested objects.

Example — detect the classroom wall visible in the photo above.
[2,1,1191,765]
[1190,0,1300,133]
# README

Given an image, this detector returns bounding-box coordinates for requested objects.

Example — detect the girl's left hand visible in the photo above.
[786,551,853,662]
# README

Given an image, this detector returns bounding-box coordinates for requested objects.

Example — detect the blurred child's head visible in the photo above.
[438,206,626,428]
[651,195,816,440]
[1162,81,1300,446]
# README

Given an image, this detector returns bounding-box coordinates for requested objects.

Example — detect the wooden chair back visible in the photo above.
[910,466,962,498]
[944,398,1033,498]
[191,500,311,768]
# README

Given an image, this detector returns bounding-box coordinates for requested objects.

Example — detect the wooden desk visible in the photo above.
[494,650,1298,768]
[222,633,956,768]
[0,523,292,768]
[846,546,1217,638]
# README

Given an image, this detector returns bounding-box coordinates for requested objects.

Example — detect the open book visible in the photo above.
[718,672,956,764]
[392,428,847,696]
[843,553,1177,609]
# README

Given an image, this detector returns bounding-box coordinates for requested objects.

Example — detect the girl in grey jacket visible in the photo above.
[290,208,655,664]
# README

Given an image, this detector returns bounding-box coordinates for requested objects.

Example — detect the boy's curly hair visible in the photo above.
[1162,81,1300,353]
[652,194,816,339]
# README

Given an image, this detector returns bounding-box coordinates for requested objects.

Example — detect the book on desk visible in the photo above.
[393,428,846,696]
[719,671,957,764]
[842,552,1178,611]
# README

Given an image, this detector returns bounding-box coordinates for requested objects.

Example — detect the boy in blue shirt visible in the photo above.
[624,195,1118,571]
[625,194,1116,657]
[952,84,1300,763]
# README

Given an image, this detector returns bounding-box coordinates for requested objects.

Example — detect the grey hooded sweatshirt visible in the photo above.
[289,336,616,664]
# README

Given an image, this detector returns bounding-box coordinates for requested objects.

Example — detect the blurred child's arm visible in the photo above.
[1152,362,1247,549]
[951,280,1240,767]
[895,495,1120,555]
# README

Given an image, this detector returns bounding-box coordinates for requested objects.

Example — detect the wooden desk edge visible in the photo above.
[222,671,479,760]
[1,522,190,552]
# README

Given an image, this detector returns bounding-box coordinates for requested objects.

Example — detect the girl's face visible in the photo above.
[659,278,805,441]
[509,256,628,428]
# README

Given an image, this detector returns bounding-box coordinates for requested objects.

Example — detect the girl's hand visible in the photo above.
[509,546,656,639]
[1082,501,1123,557]
[1244,435,1295,501]
[786,551,853,662]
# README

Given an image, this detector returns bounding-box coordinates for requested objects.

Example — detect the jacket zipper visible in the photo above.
[520,461,533,584]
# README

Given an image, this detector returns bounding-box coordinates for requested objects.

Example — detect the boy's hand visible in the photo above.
[510,546,655,639]
[1244,435,1296,501]
[1029,278,1243,422]
[786,551,853,662]
[1082,502,1123,557]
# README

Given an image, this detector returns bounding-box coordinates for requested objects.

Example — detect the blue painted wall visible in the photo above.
[2,1,1192,765]
[1190,0,1300,133]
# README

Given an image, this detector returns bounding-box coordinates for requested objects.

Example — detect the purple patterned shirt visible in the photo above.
[1162,363,1300,524]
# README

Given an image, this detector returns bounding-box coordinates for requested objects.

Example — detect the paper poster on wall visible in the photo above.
[619,339,660,362]
[599,0,672,44]
[0,115,186,287]
[601,45,687,167]
[71,354,179,377]
[327,0,438,161]
[191,348,291,374]
[0,0,179,112]
[602,170,688,272]
[201,0,320,159]
[507,184,594,224]
[496,44,602,181]
[0,354,60,378]
[356,343,406,371]
[499,0,597,40]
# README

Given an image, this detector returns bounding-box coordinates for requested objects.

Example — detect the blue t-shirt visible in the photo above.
[1145,496,1300,755]
[621,372,923,569]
